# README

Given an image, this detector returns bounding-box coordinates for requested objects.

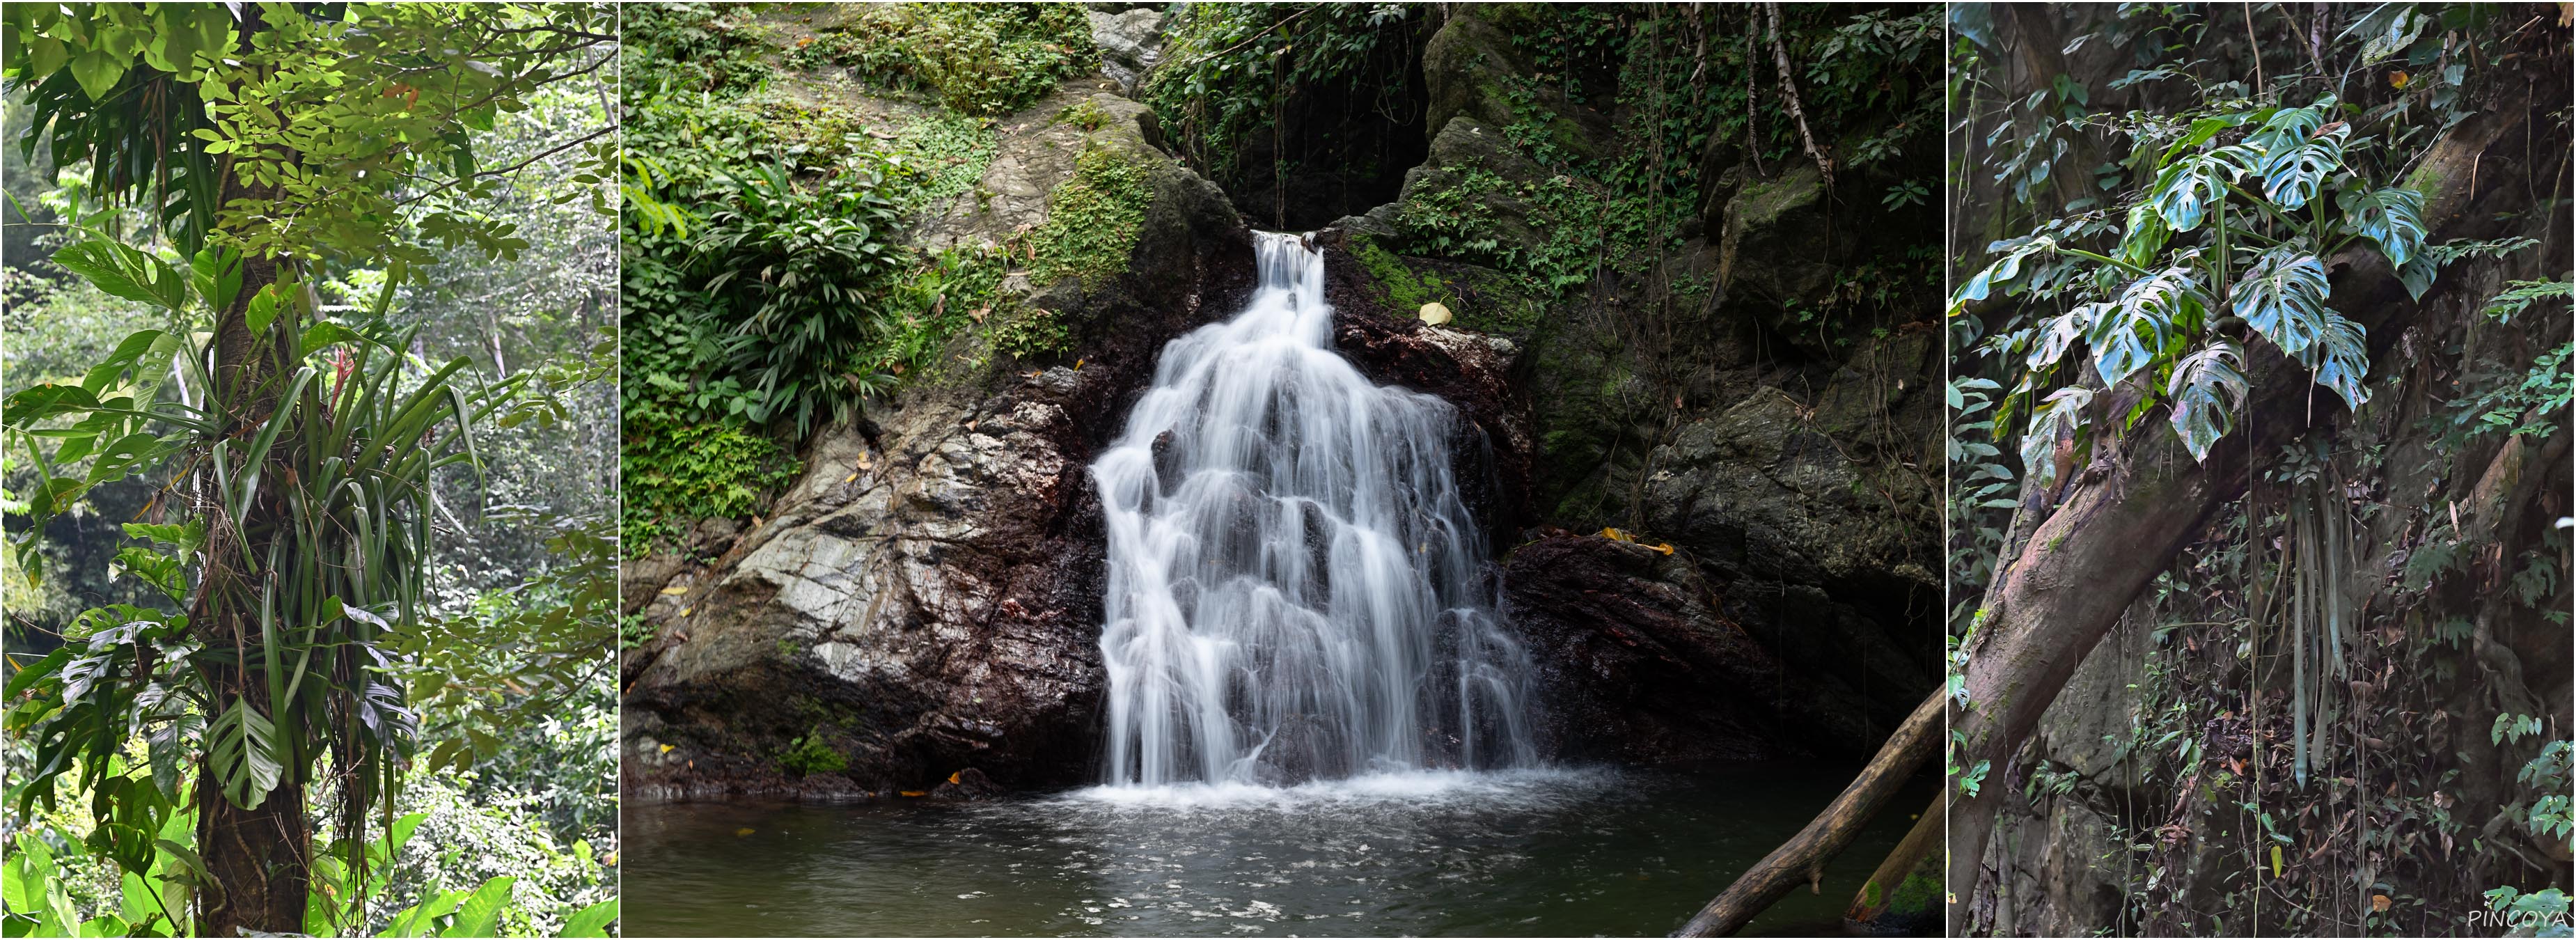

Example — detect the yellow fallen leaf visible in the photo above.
[900,790,928,797]
[1598,527,1630,542]
[603,852,618,866]
[1074,359,1085,370]
[2371,894,2390,913]
[659,744,675,753]
[948,770,962,784]
[679,606,693,617]
[660,586,689,595]
[735,827,755,836]
[844,473,858,483]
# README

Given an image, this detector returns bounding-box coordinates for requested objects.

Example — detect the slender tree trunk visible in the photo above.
[191,6,311,935]
[1942,86,2538,934]
[1677,691,1942,937]
[1844,793,1942,932]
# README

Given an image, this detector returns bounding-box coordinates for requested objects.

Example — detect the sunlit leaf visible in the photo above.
[2151,147,2253,231]
[2020,386,2094,498]
[2341,186,2427,266]
[2232,247,2334,361]
[2168,340,2248,461]
[1951,237,2054,311]
[2027,302,2103,372]
[2091,267,2198,385]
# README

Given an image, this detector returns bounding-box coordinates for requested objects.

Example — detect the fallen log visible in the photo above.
[1674,689,1942,937]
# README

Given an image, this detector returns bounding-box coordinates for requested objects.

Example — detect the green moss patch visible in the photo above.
[1028,143,1154,292]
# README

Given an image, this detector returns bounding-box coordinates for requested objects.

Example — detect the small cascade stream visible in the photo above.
[1088,231,1537,790]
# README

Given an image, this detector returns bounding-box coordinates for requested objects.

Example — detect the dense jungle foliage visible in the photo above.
[1947,3,2571,934]
[620,1,1115,557]
[1,4,618,935]
[620,2,1945,556]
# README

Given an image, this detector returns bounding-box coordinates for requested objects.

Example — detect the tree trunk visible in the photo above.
[1844,793,1942,933]
[195,770,307,936]
[191,6,310,935]
[1942,84,2543,934]
[1676,690,1942,937]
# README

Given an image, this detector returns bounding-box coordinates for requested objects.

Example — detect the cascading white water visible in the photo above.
[1091,232,1538,790]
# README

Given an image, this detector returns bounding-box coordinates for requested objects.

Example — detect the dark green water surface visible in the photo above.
[622,764,1935,937]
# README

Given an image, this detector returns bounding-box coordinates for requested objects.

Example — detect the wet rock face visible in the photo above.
[1500,534,1896,767]
[621,75,1252,803]
[1087,8,1165,97]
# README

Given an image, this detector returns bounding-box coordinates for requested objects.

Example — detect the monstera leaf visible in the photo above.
[2341,186,2428,267]
[2028,301,2105,372]
[2117,202,2171,269]
[2232,247,2336,360]
[2248,104,2348,210]
[2308,311,2372,410]
[1952,236,2055,311]
[2020,386,2095,499]
[2091,267,2200,385]
[207,698,283,809]
[2168,340,2249,461]
[2151,146,2254,231]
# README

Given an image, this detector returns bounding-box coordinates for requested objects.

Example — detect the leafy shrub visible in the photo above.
[778,730,849,776]
[787,3,1095,116]
[621,416,799,554]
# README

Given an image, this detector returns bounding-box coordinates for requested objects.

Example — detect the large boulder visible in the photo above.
[1500,534,1887,765]
[1087,8,1165,97]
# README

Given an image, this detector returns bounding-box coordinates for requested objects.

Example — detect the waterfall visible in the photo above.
[1091,231,1537,789]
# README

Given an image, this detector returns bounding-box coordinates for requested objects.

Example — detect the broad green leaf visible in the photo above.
[2341,186,2427,266]
[245,283,286,338]
[53,240,189,312]
[2396,251,2440,301]
[1951,237,2053,311]
[190,244,244,315]
[2156,110,2256,166]
[299,322,364,359]
[207,698,283,809]
[2091,267,2197,385]
[2168,340,2248,462]
[2151,147,2252,231]
[2027,302,2102,372]
[2231,248,2335,361]
[443,877,517,938]
[2307,311,2371,410]
[2117,201,2169,269]
[560,898,619,938]
[65,47,127,102]
[2,383,104,428]
[26,36,72,79]
[2256,123,2348,210]
[2020,386,2094,500]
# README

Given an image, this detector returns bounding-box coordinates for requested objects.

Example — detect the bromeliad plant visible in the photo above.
[3,236,508,934]
[1951,97,2430,496]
